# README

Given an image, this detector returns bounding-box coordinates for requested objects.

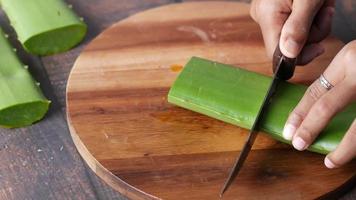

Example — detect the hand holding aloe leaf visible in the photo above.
[251,0,356,168]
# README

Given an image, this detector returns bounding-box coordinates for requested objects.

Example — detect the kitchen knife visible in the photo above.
[220,45,297,197]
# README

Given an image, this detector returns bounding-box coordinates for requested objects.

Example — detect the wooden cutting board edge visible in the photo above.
[65,4,176,198]
[66,118,157,200]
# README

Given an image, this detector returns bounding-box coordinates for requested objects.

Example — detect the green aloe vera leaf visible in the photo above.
[0,28,50,128]
[168,57,356,154]
[0,0,87,55]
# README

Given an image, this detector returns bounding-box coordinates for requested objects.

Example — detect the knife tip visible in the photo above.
[219,186,227,198]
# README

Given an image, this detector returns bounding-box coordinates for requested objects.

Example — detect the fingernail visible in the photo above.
[324,157,336,169]
[283,124,296,140]
[292,137,307,151]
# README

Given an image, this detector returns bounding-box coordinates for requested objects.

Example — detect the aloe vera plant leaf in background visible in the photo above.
[0,0,87,55]
[168,57,356,155]
[0,29,50,128]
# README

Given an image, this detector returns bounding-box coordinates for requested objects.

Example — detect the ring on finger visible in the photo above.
[319,74,334,90]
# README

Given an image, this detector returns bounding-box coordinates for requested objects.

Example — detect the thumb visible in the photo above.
[279,0,324,58]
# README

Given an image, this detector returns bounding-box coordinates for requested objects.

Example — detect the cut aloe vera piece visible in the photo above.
[0,0,87,55]
[168,57,356,154]
[0,28,50,128]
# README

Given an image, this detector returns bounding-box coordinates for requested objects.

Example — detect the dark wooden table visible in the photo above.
[0,1,354,199]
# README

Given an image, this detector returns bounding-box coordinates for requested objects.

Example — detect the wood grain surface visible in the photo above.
[66,2,356,200]
[0,0,354,199]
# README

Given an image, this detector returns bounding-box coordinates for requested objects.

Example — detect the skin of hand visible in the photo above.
[283,41,356,168]
[250,0,356,168]
[250,0,335,65]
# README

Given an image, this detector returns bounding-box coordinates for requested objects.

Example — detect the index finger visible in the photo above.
[250,0,289,59]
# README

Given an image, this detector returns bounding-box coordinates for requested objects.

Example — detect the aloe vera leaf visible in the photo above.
[0,28,50,128]
[168,57,356,154]
[0,0,87,55]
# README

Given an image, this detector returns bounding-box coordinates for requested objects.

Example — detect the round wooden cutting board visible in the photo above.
[66,2,356,200]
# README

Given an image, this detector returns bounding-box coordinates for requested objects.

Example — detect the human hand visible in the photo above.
[282,41,356,168]
[250,0,335,65]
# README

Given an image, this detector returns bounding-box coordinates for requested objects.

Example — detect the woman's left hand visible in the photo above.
[283,40,356,168]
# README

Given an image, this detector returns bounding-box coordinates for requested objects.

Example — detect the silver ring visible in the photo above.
[319,74,334,90]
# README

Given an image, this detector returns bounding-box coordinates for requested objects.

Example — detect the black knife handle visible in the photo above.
[272,44,297,80]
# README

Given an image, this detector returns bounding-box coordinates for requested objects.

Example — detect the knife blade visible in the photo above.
[219,45,297,197]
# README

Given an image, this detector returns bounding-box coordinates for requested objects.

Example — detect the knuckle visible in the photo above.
[283,20,308,44]
[287,110,306,127]
[342,40,356,63]
[306,83,324,101]
[289,111,304,124]
[313,100,334,119]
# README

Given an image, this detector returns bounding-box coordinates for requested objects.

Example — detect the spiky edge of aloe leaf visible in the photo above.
[0,0,87,55]
[0,28,50,128]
